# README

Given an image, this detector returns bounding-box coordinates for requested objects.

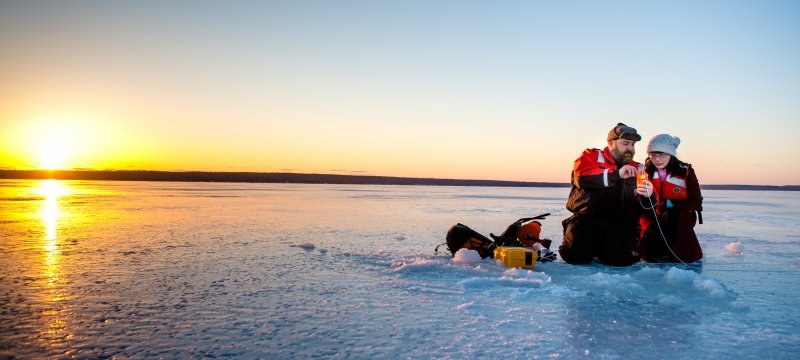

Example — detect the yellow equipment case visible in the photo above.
[494,246,538,270]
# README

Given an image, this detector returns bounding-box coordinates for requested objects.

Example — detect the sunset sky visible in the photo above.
[1,0,799,185]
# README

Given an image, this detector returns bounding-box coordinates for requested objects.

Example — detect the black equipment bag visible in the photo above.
[442,223,497,259]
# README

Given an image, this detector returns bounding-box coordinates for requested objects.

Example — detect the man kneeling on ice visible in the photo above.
[559,123,654,266]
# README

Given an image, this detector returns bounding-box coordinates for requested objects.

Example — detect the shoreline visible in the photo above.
[1,169,798,191]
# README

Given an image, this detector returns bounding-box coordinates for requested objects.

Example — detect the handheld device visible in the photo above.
[636,171,648,187]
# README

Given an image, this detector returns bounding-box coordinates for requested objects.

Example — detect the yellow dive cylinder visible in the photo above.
[494,246,538,270]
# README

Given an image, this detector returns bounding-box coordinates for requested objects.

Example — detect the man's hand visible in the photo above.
[618,165,637,179]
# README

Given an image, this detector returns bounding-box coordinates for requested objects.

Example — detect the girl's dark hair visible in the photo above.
[645,155,682,176]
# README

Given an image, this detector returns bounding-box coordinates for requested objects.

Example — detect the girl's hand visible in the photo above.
[636,180,653,197]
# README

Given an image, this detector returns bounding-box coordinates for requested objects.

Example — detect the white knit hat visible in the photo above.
[647,134,680,156]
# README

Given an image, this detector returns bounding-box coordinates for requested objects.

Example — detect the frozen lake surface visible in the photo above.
[1,180,798,359]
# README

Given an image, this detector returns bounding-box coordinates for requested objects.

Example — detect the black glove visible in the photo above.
[539,251,557,262]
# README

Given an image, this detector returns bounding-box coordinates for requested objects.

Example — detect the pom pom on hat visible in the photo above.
[647,134,680,156]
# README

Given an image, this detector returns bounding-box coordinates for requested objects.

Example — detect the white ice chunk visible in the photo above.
[452,248,483,265]
[725,242,743,255]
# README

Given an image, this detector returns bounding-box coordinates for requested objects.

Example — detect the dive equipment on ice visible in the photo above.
[490,213,550,247]
[437,213,557,263]
[494,246,538,269]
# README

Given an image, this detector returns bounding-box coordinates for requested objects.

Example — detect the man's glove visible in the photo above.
[539,251,557,262]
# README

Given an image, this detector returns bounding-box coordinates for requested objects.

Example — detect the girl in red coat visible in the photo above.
[638,134,704,263]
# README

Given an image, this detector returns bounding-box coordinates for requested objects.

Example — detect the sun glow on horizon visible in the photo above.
[6,115,95,170]
[37,141,70,170]
[34,121,84,170]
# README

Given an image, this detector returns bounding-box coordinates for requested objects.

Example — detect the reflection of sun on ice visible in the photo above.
[39,179,63,242]
[35,179,70,344]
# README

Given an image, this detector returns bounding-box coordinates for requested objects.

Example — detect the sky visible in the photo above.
[1,0,799,185]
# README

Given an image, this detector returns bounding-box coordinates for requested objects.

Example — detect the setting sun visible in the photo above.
[2,114,95,170]
[37,141,70,170]
[34,124,80,170]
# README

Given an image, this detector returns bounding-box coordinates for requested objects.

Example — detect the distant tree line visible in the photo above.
[0,170,797,191]
[0,170,567,188]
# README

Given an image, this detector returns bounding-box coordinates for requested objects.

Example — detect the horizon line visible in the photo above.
[0,169,798,191]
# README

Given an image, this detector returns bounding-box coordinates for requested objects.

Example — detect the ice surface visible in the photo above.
[0,180,798,359]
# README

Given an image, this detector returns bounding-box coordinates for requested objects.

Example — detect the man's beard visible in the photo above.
[612,149,634,163]
[620,151,633,163]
